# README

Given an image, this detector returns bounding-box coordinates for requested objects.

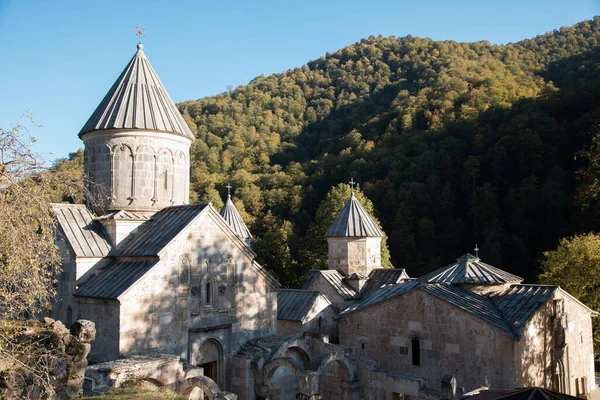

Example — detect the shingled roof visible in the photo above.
[300,270,356,299]
[79,44,194,140]
[489,285,557,334]
[419,253,523,285]
[220,195,252,242]
[360,268,410,297]
[325,194,384,237]
[277,289,330,322]
[117,204,208,256]
[74,259,158,300]
[52,203,112,258]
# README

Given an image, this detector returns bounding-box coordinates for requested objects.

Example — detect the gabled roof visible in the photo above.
[219,195,252,241]
[325,193,384,237]
[52,203,112,258]
[79,44,194,140]
[277,289,330,322]
[341,281,515,338]
[489,285,557,334]
[341,280,419,315]
[300,269,356,299]
[117,204,208,256]
[421,283,514,337]
[360,268,410,297]
[74,259,158,299]
[419,253,523,285]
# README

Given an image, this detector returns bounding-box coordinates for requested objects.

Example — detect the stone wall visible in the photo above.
[306,275,348,312]
[560,291,595,395]
[277,320,302,337]
[514,290,595,396]
[76,297,120,362]
[114,207,277,392]
[327,237,381,276]
[82,130,191,214]
[277,297,337,340]
[339,289,516,392]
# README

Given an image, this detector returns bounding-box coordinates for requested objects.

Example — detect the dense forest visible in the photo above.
[175,17,600,286]
[59,18,600,287]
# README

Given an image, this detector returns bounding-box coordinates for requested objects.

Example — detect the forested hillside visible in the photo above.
[176,18,599,285]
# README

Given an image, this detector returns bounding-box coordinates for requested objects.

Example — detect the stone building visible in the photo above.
[51,41,597,400]
[276,289,336,338]
[294,194,597,398]
[52,44,279,397]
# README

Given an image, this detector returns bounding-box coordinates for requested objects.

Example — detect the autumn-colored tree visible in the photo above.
[0,117,84,319]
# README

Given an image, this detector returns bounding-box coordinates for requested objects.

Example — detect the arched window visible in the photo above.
[206,280,213,307]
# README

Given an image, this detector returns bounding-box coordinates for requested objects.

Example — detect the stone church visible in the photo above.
[52,43,597,400]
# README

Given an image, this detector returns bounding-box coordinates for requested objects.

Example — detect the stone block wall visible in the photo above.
[76,297,120,362]
[306,276,349,312]
[560,292,595,395]
[514,290,595,396]
[114,208,277,392]
[327,237,381,276]
[82,130,191,214]
[339,289,516,392]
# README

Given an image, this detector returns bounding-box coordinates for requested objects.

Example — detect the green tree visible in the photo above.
[539,233,600,358]
[252,212,300,287]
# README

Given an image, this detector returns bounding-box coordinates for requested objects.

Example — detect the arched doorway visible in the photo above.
[196,339,223,389]
[320,360,351,399]
[262,357,307,400]
[271,366,298,400]
[554,360,566,393]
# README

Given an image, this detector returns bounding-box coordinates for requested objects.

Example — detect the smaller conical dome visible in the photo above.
[220,195,252,242]
[325,193,384,237]
[419,253,523,285]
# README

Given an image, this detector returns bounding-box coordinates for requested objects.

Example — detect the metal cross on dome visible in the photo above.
[349,178,356,193]
[226,182,232,197]
[474,244,480,258]
[134,25,147,44]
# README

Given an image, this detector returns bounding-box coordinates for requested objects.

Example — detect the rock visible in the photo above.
[70,320,96,343]
[52,320,67,335]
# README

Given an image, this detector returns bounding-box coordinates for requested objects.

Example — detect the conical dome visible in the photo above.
[79,44,193,139]
[80,44,193,214]
[325,194,384,237]
[420,253,523,285]
[220,196,252,243]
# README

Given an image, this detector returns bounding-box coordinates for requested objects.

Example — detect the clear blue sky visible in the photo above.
[1,0,598,162]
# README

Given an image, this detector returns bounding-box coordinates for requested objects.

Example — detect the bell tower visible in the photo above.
[79,42,194,216]
[325,190,384,277]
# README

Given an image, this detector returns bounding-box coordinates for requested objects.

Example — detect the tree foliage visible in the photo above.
[177,18,600,281]
[0,118,84,319]
[539,233,600,357]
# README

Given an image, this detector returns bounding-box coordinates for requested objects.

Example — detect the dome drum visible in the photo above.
[83,130,191,214]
